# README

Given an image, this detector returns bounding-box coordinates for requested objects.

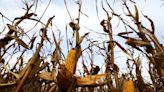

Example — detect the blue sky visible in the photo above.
[0,0,164,80]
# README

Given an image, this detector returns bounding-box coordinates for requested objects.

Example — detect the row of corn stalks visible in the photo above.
[0,0,163,92]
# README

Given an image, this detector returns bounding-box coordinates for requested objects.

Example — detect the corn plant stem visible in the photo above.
[15,38,43,92]
[107,19,119,91]
[76,31,80,47]
[15,16,54,92]
[73,30,80,75]
[76,0,81,47]
[74,1,81,74]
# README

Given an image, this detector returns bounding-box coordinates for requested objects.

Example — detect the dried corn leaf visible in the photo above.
[3,65,20,79]
[52,31,58,46]
[51,32,61,65]
[116,43,132,59]
[10,36,29,49]
[15,38,29,49]
[0,81,16,87]
[123,80,134,92]
[76,73,108,87]
[41,28,49,41]
[0,24,15,48]
[124,3,133,17]
[82,59,89,75]
[143,15,155,34]
[29,36,37,49]
[126,38,150,47]
[78,32,89,44]
[115,41,130,56]
[134,5,139,22]
[9,71,20,79]
[14,13,36,20]
[38,71,53,81]
[118,31,133,36]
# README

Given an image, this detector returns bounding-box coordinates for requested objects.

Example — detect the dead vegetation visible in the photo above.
[0,0,164,92]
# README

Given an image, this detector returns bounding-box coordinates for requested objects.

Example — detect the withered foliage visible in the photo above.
[0,0,163,92]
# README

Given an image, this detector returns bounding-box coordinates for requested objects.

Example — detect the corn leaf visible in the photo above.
[134,5,139,22]
[126,38,150,47]
[76,73,109,87]
[39,71,53,81]
[10,36,29,49]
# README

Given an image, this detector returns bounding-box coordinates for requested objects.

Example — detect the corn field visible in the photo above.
[0,0,164,92]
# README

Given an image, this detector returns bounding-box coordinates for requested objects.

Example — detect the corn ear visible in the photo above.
[65,49,77,74]
[123,80,135,92]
